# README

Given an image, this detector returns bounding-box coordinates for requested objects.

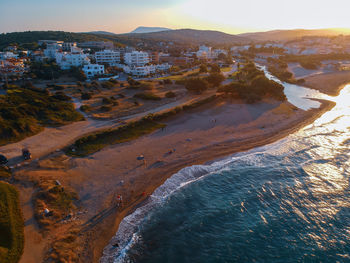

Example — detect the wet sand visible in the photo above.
[304,71,350,96]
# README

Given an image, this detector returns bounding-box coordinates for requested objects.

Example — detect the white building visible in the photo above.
[62,42,77,51]
[55,48,90,70]
[123,63,171,77]
[83,64,104,78]
[124,51,149,66]
[95,50,121,65]
[44,43,62,59]
[0,52,18,60]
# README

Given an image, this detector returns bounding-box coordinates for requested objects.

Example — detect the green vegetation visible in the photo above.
[80,105,92,112]
[185,78,209,93]
[81,92,92,100]
[0,85,84,145]
[0,31,123,50]
[67,94,217,157]
[134,92,161,101]
[0,182,24,263]
[165,91,176,98]
[199,64,208,73]
[219,62,286,103]
[206,72,225,87]
[66,120,166,157]
[34,180,78,229]
[29,62,86,81]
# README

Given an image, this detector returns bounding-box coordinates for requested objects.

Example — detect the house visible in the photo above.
[0,58,27,76]
[83,64,104,78]
[95,50,121,65]
[124,51,149,66]
[55,47,90,70]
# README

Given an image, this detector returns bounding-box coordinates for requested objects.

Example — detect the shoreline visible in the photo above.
[96,99,335,263]
[15,70,348,263]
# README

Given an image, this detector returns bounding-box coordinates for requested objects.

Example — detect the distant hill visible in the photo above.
[130,26,172,34]
[86,31,117,36]
[0,31,124,50]
[239,29,349,42]
[126,29,249,45]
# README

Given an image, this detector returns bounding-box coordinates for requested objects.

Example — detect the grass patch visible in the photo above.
[0,182,24,263]
[66,120,166,157]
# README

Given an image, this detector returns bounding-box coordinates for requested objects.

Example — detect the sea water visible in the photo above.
[101,84,350,263]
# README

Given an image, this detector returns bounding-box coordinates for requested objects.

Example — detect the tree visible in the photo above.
[185,78,209,94]
[199,64,208,73]
[217,53,227,61]
[210,64,221,73]
[207,72,225,87]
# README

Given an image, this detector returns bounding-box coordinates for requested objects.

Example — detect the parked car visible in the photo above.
[0,154,8,165]
[22,148,32,160]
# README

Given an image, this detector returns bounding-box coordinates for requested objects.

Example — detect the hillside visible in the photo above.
[0,31,122,50]
[125,29,249,45]
[130,26,172,34]
[85,31,117,36]
[239,29,349,42]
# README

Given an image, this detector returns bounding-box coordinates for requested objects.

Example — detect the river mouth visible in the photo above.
[259,65,333,110]
[100,77,350,262]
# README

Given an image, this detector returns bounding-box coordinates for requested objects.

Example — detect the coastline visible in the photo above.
[95,99,335,263]
[15,70,348,263]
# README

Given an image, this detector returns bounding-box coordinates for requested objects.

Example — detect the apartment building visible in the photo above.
[95,50,121,65]
[124,51,149,66]
[62,42,77,51]
[55,49,90,70]
[83,64,104,78]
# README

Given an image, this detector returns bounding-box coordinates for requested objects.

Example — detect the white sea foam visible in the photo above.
[99,141,288,263]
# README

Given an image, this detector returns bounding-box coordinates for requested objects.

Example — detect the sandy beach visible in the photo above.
[13,93,335,262]
[304,71,350,96]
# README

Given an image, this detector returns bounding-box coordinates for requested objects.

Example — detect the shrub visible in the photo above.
[206,73,225,87]
[134,92,161,101]
[163,79,172,85]
[165,91,176,98]
[52,91,71,101]
[101,81,114,89]
[100,105,112,112]
[81,92,92,100]
[185,78,209,93]
[80,105,92,112]
[102,97,113,104]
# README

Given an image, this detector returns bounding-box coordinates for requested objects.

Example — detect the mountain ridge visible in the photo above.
[130,26,172,34]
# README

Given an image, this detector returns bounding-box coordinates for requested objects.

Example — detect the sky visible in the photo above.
[1,0,350,34]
